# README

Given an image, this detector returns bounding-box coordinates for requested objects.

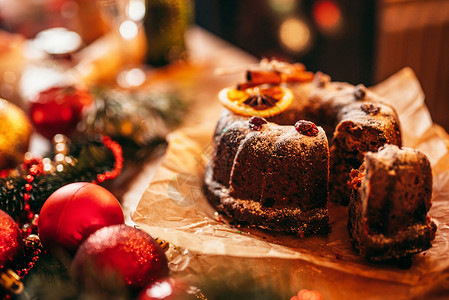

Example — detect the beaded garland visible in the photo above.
[0,134,124,297]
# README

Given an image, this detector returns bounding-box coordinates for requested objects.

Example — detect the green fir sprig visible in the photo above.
[0,139,115,219]
[82,88,187,161]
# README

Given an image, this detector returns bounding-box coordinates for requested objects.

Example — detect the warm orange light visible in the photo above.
[313,0,342,34]
[279,17,312,53]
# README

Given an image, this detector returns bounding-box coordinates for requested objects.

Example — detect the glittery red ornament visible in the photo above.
[38,182,124,254]
[29,85,93,139]
[0,210,24,269]
[72,224,169,290]
[291,289,323,300]
[138,277,198,300]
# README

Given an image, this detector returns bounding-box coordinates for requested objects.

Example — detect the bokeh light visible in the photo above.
[144,280,173,298]
[279,17,312,53]
[33,27,82,55]
[117,67,146,88]
[313,0,342,35]
[119,20,139,40]
[128,0,146,22]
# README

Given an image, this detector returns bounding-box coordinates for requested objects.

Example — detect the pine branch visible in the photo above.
[0,139,116,219]
[82,88,187,161]
[20,252,131,300]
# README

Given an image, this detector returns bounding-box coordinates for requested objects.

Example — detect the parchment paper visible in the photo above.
[133,68,449,299]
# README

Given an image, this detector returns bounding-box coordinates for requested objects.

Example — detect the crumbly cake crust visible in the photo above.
[348,145,437,261]
[204,163,330,235]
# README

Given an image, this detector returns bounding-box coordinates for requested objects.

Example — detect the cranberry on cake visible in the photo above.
[348,145,437,262]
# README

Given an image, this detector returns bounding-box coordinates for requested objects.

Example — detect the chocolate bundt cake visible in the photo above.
[348,145,437,261]
[204,116,330,235]
[204,61,402,235]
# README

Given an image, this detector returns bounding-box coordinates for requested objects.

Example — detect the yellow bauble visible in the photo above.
[0,99,32,170]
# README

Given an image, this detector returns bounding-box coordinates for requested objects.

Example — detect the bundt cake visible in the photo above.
[348,145,437,261]
[204,116,330,235]
[203,60,402,235]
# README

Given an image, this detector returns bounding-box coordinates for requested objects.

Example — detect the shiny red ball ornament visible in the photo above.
[72,224,169,290]
[29,85,93,139]
[138,277,198,300]
[0,210,24,269]
[38,182,124,254]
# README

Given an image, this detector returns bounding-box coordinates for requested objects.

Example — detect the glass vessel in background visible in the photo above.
[95,0,193,87]
[73,0,147,87]
[144,0,193,67]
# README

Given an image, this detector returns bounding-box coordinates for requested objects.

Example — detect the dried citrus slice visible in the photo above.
[218,86,293,117]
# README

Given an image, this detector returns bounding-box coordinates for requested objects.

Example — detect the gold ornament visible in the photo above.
[0,99,32,170]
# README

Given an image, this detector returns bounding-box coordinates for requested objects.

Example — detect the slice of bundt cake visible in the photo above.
[204,116,330,235]
[348,145,437,262]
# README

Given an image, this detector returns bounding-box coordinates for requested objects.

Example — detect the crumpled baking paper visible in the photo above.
[133,68,449,299]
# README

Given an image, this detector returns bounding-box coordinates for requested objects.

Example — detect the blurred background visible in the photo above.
[195,0,449,131]
[0,0,448,130]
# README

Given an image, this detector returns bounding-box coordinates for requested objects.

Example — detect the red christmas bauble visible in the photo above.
[38,182,124,254]
[138,277,197,300]
[29,85,93,139]
[72,224,169,290]
[0,210,24,269]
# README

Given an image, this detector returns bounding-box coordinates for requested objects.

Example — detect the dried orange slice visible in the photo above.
[218,86,293,117]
